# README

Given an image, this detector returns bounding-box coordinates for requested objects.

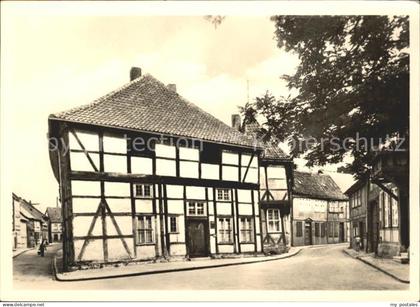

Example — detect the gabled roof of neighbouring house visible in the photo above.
[46,207,62,223]
[261,145,290,161]
[242,121,290,161]
[13,193,46,222]
[344,177,368,196]
[293,171,348,201]
[49,74,261,149]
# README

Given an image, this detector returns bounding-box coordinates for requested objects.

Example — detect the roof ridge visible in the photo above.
[144,74,256,141]
[293,170,348,200]
[51,74,148,119]
[48,71,263,149]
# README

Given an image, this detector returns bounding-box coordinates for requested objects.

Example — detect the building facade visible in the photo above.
[346,178,404,258]
[291,171,349,247]
[371,149,409,261]
[347,180,368,251]
[12,193,48,250]
[46,207,63,242]
[48,68,293,271]
[258,146,293,254]
[12,193,27,250]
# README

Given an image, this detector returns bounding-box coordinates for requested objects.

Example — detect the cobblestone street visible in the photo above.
[13,243,408,290]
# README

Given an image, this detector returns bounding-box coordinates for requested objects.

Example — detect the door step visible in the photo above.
[189,257,212,262]
[392,255,409,264]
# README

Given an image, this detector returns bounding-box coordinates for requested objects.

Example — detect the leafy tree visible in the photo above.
[241,16,409,177]
[203,15,226,29]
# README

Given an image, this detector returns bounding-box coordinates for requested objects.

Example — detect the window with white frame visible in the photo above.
[267,209,281,232]
[169,216,178,233]
[391,188,399,227]
[218,218,233,243]
[216,188,231,201]
[353,224,359,236]
[383,192,390,227]
[137,215,154,244]
[239,217,253,243]
[378,192,383,228]
[135,184,152,198]
[351,189,363,208]
[380,189,399,229]
[187,202,206,216]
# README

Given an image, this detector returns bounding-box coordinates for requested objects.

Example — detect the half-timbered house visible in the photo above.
[346,177,406,260]
[46,207,63,242]
[48,68,293,271]
[232,116,294,254]
[12,193,48,249]
[292,171,349,246]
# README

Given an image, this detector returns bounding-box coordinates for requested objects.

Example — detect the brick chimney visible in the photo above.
[231,114,241,131]
[167,84,177,92]
[130,67,142,81]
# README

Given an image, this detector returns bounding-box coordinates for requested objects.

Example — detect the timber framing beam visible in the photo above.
[70,129,99,172]
[69,171,259,190]
[103,199,133,258]
[77,202,102,261]
[241,152,255,183]
[372,179,399,201]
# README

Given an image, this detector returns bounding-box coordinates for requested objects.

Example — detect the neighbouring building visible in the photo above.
[346,177,405,259]
[12,193,26,250]
[234,117,294,254]
[371,149,409,262]
[46,207,63,242]
[47,68,294,271]
[12,193,48,250]
[291,171,349,246]
[346,179,368,251]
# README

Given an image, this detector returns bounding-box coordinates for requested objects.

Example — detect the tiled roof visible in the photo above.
[46,207,62,223]
[344,178,367,195]
[293,171,348,201]
[14,194,46,222]
[50,74,260,149]
[261,144,289,161]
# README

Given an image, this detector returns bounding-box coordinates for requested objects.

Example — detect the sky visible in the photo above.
[2,14,354,212]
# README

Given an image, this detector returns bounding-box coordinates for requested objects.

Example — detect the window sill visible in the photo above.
[136,243,155,246]
[239,241,254,244]
[218,242,234,245]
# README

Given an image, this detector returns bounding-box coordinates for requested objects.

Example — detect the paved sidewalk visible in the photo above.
[13,247,34,258]
[343,248,409,283]
[54,247,302,282]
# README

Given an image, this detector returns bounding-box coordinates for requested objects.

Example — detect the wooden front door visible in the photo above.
[339,222,345,243]
[187,219,209,257]
[304,222,312,245]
